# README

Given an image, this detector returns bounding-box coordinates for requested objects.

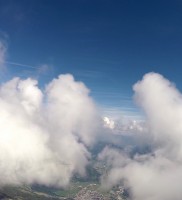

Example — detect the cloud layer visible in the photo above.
[1,68,182,200]
[0,74,99,187]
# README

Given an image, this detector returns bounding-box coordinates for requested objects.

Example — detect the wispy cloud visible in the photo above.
[100,105,143,120]
[5,61,38,69]
[6,61,54,80]
[0,40,7,70]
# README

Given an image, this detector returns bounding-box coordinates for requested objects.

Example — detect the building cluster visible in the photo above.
[74,186,107,200]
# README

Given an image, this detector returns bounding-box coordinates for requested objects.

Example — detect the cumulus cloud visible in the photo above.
[0,74,100,187]
[99,72,182,200]
[103,117,115,129]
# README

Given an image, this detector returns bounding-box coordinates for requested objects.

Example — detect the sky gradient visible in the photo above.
[1,0,182,118]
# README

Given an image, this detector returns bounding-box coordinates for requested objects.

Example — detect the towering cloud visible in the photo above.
[99,72,182,200]
[0,74,99,187]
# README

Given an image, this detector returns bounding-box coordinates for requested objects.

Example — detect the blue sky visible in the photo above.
[1,0,182,118]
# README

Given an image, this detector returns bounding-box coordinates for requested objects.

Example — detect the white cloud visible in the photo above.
[99,72,182,200]
[0,74,99,187]
[103,117,115,129]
